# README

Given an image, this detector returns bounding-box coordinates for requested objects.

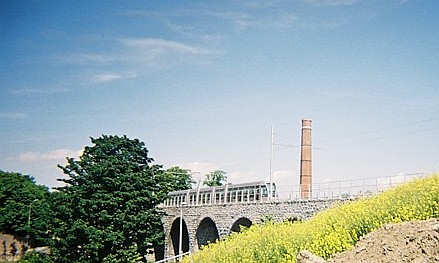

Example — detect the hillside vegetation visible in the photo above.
[183,174,439,263]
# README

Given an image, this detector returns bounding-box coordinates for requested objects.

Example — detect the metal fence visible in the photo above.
[160,173,431,207]
[276,172,429,201]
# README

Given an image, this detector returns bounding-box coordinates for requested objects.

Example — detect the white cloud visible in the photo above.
[91,73,123,83]
[49,37,219,86]
[175,161,222,183]
[10,86,69,95]
[176,161,285,186]
[17,149,82,163]
[303,0,362,7]
[57,53,117,65]
[67,38,219,74]
[207,10,298,31]
[177,161,219,174]
[227,170,260,183]
[207,11,252,29]
[121,38,211,55]
[239,1,284,9]
[272,169,299,194]
[0,112,28,119]
[91,72,137,84]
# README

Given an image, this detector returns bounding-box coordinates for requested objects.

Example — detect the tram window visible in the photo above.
[262,187,268,197]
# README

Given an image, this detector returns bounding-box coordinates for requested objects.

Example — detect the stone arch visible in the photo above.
[169,217,189,256]
[196,217,219,249]
[230,217,252,233]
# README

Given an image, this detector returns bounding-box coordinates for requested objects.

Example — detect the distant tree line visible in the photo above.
[0,134,215,263]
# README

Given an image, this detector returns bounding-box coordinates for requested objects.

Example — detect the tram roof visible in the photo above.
[167,181,274,196]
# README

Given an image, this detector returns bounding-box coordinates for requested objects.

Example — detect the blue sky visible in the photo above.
[1,0,438,193]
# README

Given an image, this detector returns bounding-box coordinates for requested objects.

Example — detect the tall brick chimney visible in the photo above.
[300,119,312,199]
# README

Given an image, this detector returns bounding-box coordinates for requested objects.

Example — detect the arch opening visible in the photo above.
[196,217,219,249]
[170,217,190,256]
[230,217,252,233]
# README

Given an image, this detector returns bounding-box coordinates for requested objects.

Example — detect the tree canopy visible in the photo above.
[164,166,195,191]
[0,170,52,247]
[203,170,227,187]
[51,135,175,262]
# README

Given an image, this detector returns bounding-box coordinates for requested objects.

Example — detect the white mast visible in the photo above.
[269,125,274,200]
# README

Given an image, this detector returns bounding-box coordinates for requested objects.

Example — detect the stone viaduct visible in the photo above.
[160,198,339,258]
[155,117,424,261]
[159,118,318,259]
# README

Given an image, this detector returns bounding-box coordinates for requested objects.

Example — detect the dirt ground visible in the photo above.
[327,218,439,263]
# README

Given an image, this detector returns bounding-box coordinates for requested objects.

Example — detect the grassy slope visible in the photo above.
[183,174,439,263]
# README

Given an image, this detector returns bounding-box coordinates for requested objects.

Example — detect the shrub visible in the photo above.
[183,174,439,263]
[18,251,53,263]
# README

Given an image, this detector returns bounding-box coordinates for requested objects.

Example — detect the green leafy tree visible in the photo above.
[164,166,195,191]
[51,135,170,263]
[203,170,227,187]
[18,251,53,263]
[0,171,52,247]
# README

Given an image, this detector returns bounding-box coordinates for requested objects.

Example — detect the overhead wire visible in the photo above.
[315,117,439,149]
[176,117,438,178]
[317,117,439,144]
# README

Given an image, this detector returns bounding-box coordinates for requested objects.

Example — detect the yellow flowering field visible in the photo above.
[183,174,439,263]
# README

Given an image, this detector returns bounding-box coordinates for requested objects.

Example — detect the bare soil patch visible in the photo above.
[328,218,439,263]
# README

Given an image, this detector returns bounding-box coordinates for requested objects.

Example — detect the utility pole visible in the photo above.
[26,199,38,248]
[269,125,274,200]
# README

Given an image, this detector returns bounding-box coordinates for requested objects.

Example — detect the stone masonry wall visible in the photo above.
[161,199,340,257]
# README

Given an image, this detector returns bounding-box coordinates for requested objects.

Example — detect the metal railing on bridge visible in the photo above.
[277,172,429,201]
[160,172,430,207]
[153,251,191,263]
